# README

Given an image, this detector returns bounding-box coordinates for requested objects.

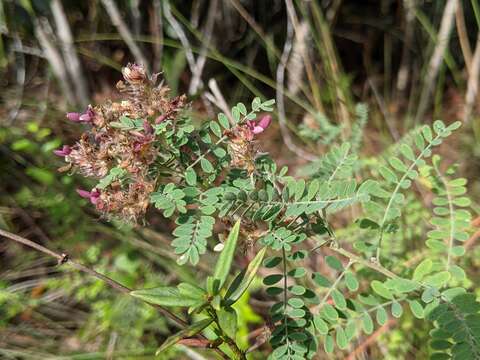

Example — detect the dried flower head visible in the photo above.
[58,64,187,223]
[121,63,147,84]
[226,115,272,174]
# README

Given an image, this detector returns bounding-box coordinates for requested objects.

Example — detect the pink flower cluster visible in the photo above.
[53,63,186,222]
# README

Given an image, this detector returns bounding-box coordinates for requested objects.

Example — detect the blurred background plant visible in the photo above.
[1,0,480,359]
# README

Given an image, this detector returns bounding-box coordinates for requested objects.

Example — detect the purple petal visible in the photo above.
[257,115,272,130]
[90,189,101,204]
[79,113,92,122]
[252,126,264,134]
[77,106,95,123]
[86,105,95,118]
[76,189,92,199]
[133,142,143,152]
[66,112,81,122]
[53,145,71,157]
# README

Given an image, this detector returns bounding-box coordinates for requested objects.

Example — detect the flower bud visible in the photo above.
[66,112,81,122]
[77,188,92,199]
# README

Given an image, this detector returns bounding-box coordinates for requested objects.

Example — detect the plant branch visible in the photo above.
[208,307,245,360]
[0,228,187,324]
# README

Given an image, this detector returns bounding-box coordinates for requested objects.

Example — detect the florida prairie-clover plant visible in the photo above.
[56,64,478,359]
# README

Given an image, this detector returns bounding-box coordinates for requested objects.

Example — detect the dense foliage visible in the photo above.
[2,1,480,359]
[47,65,476,359]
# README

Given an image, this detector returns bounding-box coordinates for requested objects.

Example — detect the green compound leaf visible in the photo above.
[325,255,343,271]
[218,113,230,129]
[313,315,329,335]
[362,313,374,334]
[391,301,403,318]
[345,272,359,291]
[210,121,222,138]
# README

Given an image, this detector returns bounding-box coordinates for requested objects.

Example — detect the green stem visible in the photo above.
[208,307,246,360]
[326,243,399,280]
[187,135,227,170]
[317,260,353,312]
[432,161,455,271]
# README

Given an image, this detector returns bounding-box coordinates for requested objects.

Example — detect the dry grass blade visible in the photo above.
[50,0,89,107]
[33,18,75,105]
[101,0,150,75]
[416,0,458,122]
[464,32,480,122]
[455,3,472,73]
[151,0,164,72]
[163,1,197,78]
[206,78,236,125]
[277,0,316,161]
[189,0,218,94]
[396,0,416,95]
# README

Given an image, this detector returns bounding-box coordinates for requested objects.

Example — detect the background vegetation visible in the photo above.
[1,0,480,359]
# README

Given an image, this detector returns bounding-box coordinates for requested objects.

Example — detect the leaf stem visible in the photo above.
[187,135,227,170]
[377,132,442,263]
[316,260,353,311]
[432,161,455,270]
